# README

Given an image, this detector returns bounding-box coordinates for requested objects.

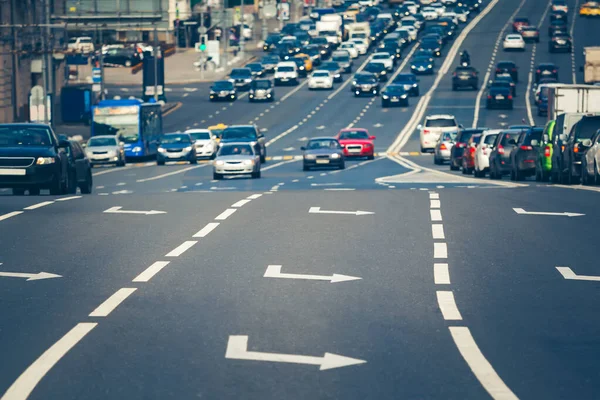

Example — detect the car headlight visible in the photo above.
[335,74,341,78]
[249,90,255,94]
[243,159,254,165]
[250,141,257,146]
[401,94,407,98]
[305,154,316,160]
[86,151,93,157]
[36,157,55,165]
[133,147,142,152]
[215,160,225,166]
[230,90,236,94]
[330,153,340,159]
[299,66,305,70]
[411,65,416,69]
[381,70,386,74]
[353,80,358,85]
[210,90,216,94]
[413,83,418,87]
[428,64,432,68]
[310,12,318,18]
[158,148,166,153]
[383,95,389,99]
[184,146,192,151]
[244,78,252,82]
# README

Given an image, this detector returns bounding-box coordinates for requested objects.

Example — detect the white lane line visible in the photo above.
[324,188,355,191]
[434,263,450,284]
[116,182,126,186]
[262,158,300,171]
[1,323,97,400]
[430,209,442,221]
[215,208,236,221]
[280,79,309,101]
[430,193,439,199]
[265,125,299,147]
[96,186,105,189]
[193,222,220,238]
[432,224,445,240]
[89,288,137,317]
[271,185,280,191]
[165,241,198,257]
[430,199,441,208]
[247,194,263,199]
[434,242,448,259]
[23,201,54,210]
[449,327,518,399]
[0,211,23,221]
[56,196,82,201]
[232,199,251,207]
[133,261,170,283]
[136,165,206,182]
[436,291,462,320]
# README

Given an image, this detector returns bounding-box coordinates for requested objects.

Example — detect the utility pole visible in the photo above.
[261,0,268,41]
[45,0,53,126]
[10,0,19,121]
[222,0,228,69]
[99,30,106,100]
[240,0,245,58]
[153,25,159,102]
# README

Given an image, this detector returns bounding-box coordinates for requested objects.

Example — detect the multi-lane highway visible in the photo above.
[1,0,600,399]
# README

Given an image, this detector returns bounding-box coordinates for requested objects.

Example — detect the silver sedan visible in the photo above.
[213,142,261,180]
[433,131,458,165]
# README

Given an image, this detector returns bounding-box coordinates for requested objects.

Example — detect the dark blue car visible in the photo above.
[156,133,197,165]
[411,56,434,75]
[393,73,420,96]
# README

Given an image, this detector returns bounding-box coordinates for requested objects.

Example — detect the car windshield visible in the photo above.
[395,74,416,83]
[456,68,474,74]
[161,134,190,144]
[88,137,117,147]
[188,131,211,140]
[230,69,251,78]
[426,118,456,127]
[262,57,279,64]
[576,118,600,140]
[222,127,257,140]
[386,85,405,93]
[339,130,369,139]
[498,62,516,69]
[413,56,431,63]
[213,81,233,90]
[247,63,262,71]
[492,81,511,88]
[313,72,330,78]
[523,128,543,145]
[333,54,350,62]
[277,66,295,72]
[252,80,271,89]
[218,144,254,156]
[484,134,498,145]
[306,139,341,149]
[373,54,389,59]
[0,126,52,146]
[355,74,376,83]
[366,63,385,71]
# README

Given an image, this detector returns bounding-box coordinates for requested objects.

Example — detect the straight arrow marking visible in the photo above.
[309,207,374,216]
[556,266,600,282]
[513,208,584,217]
[104,206,166,215]
[264,265,361,283]
[225,335,366,370]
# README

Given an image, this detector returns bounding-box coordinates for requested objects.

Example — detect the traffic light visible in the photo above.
[200,35,207,51]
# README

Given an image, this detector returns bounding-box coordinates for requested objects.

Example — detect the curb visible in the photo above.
[164,55,258,84]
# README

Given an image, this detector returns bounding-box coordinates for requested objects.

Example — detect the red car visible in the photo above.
[512,17,530,32]
[335,128,376,159]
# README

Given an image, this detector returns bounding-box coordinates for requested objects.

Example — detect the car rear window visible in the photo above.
[484,134,498,145]
[523,128,543,145]
[471,135,482,144]
[575,117,600,140]
[277,66,295,72]
[500,132,517,145]
[457,131,474,143]
[426,118,457,128]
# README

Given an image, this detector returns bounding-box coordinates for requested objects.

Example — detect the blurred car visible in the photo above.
[474,129,501,177]
[493,75,516,96]
[552,0,568,12]
[208,123,228,143]
[371,52,395,70]
[340,42,359,58]
[420,38,442,57]
[461,133,482,174]
[393,73,420,96]
[449,128,486,170]
[274,61,299,85]
[352,72,380,96]
[185,129,218,159]
[157,133,197,165]
[548,19,567,36]
[308,70,334,90]
[85,135,126,167]
[302,137,346,170]
[332,50,353,73]
[303,44,323,65]
[579,1,600,16]
[411,55,435,74]
[209,80,237,102]
[512,17,529,32]
[246,62,265,77]
[365,61,389,81]
[503,34,526,51]
[249,79,275,102]
[549,34,572,52]
[419,114,459,153]
[336,128,376,159]
[296,53,314,72]
[535,63,558,83]
[213,143,261,179]
[582,129,600,184]
[520,26,540,42]
[102,47,142,67]
[488,129,523,179]
[452,66,478,90]
[486,85,513,109]
[535,120,555,182]
[291,57,309,77]
[510,127,543,180]
[351,38,369,54]
[433,130,458,165]
[220,125,266,162]
[67,36,95,53]
[310,37,333,58]
[263,33,283,51]
[229,68,253,91]
[495,60,519,82]
[381,84,409,107]
[261,55,280,73]
[559,114,600,184]
[320,61,344,82]
[65,140,93,194]
[550,10,568,23]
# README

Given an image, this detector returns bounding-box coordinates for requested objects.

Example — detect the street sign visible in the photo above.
[277,2,290,20]
[92,67,102,84]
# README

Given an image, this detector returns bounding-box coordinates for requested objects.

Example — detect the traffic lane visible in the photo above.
[438,185,600,399]
[29,190,489,400]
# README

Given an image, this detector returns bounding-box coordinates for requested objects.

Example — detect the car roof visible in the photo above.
[426,114,456,119]
[308,136,338,141]
[497,60,517,66]
[185,129,211,133]
[90,135,119,138]
[538,63,556,67]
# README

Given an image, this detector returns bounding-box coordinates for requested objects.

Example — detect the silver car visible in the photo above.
[213,142,261,180]
[85,135,126,167]
[433,130,458,164]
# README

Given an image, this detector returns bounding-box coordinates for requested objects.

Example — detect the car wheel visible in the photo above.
[535,167,541,182]
[368,154,375,160]
[213,172,222,180]
[190,158,198,164]
[157,160,165,166]
[582,160,590,185]
[303,164,310,171]
[339,162,345,170]
[452,85,457,91]
[49,176,62,195]
[67,170,78,194]
[80,171,93,194]
[252,170,261,179]
[12,188,25,196]
[117,157,126,167]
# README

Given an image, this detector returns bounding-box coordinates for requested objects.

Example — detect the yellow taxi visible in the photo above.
[208,123,228,143]
[580,1,600,16]
[296,53,313,72]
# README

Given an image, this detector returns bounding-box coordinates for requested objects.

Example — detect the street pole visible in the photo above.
[45,0,53,126]
[10,0,19,121]
[240,0,245,58]
[222,0,228,69]
[100,32,106,101]
[261,0,268,41]
[153,25,158,102]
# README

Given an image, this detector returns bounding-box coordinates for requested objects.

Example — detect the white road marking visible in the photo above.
[23,201,54,210]
[436,291,462,320]
[193,222,220,238]
[89,288,137,317]
[136,165,206,182]
[247,194,263,199]
[432,224,445,240]
[434,243,448,259]
[0,268,62,281]
[96,186,105,189]
[434,263,450,284]
[311,183,342,186]
[0,211,23,221]
[556,266,600,282]
[449,327,518,399]
[430,199,441,208]
[324,188,356,191]
[429,193,439,199]
[215,208,236,220]
[232,199,251,207]
[513,207,584,217]
[1,323,97,400]
[165,241,198,257]
[430,209,442,221]
[98,193,109,196]
[309,207,373,216]
[264,265,361,283]
[56,196,82,201]
[133,261,170,282]
[262,159,300,171]
[104,206,166,215]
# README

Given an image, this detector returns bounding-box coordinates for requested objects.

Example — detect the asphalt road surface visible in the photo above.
[2,1,600,399]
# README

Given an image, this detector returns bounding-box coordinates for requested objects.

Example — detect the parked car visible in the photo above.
[301,137,345,170]
[213,142,261,179]
[510,127,543,180]
[449,128,486,170]
[433,130,458,165]
[488,129,526,179]
[474,130,501,177]
[67,36,95,53]
[461,134,482,174]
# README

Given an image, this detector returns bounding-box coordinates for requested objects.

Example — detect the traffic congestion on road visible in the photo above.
[1,0,600,399]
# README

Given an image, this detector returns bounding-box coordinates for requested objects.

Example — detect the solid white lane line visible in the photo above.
[430,193,439,199]
[324,188,355,191]
[133,261,170,283]
[449,327,518,399]
[432,224,445,240]
[89,288,137,317]
[1,323,97,400]
[56,196,82,201]
[165,241,197,257]
[436,291,462,320]
[23,201,54,210]
[247,194,263,199]
[434,263,450,284]
[434,242,448,259]
[232,199,251,207]
[136,165,206,182]
[430,199,441,208]
[0,211,23,221]
[215,208,236,221]
[430,209,442,221]
[262,159,300,170]
[193,222,220,238]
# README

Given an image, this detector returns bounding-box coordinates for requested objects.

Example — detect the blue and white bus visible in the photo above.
[91,99,162,158]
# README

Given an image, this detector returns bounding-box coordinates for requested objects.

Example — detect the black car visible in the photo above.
[493,74,517,96]
[510,127,543,180]
[263,33,282,51]
[450,128,487,171]
[291,57,308,77]
[452,66,478,90]
[364,62,389,82]
[0,124,72,195]
[249,79,275,102]
[396,30,411,47]
[420,39,442,57]
[381,44,402,62]
[281,23,299,35]
[393,73,420,96]
[157,133,197,165]
[246,62,265,77]
[535,63,558,83]
[489,129,523,179]
[275,43,296,60]
[310,37,332,58]
[411,55,435,75]
[320,61,343,82]
[65,140,93,194]
[381,84,409,107]
[303,44,323,65]
[102,47,142,67]
[261,56,280,73]
[301,137,345,170]
[293,31,311,47]
[559,115,600,184]
[486,86,513,109]
[550,10,568,22]
[394,4,412,19]
[549,34,572,52]
[495,61,519,82]
[548,19,567,36]
[209,80,237,102]
[229,68,253,91]
[352,72,380,96]
[220,125,266,162]
[489,80,515,98]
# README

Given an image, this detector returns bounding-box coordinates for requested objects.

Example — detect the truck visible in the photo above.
[582,46,600,84]
[347,22,371,44]
[316,14,344,45]
[546,84,600,121]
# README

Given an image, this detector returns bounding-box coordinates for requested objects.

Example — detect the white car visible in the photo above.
[400,26,418,41]
[418,114,460,152]
[85,135,126,167]
[351,38,369,55]
[401,16,421,29]
[340,42,359,58]
[430,2,446,15]
[240,23,253,40]
[371,52,394,70]
[433,130,458,164]
[359,0,374,6]
[503,34,526,51]
[308,70,334,90]
[441,11,459,24]
[68,36,95,53]
[274,62,299,85]
[474,129,501,177]
[404,1,419,14]
[421,7,439,19]
[185,129,218,159]
[453,8,469,22]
